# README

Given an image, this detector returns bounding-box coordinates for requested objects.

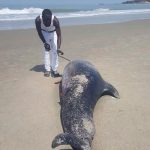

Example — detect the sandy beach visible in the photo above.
[0,20,150,150]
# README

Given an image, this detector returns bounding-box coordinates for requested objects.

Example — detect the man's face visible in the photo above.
[42,15,51,27]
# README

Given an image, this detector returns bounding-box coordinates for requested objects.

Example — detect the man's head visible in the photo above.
[42,9,52,27]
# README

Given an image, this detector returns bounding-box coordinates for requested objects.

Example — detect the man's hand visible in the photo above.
[57,49,64,55]
[44,43,50,51]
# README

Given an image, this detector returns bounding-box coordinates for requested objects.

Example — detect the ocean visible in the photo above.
[0,1,150,30]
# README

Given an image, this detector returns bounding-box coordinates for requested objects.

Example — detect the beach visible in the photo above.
[0,20,150,150]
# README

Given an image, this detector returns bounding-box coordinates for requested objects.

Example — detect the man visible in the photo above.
[35,9,61,77]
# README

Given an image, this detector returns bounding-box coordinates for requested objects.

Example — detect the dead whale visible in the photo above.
[52,60,119,150]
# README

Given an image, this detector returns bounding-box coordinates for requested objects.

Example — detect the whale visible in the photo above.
[52,60,119,150]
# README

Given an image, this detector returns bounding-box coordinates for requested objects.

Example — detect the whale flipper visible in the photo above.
[52,133,90,150]
[100,82,120,99]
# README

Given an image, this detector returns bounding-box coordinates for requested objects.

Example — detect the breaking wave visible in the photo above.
[0,7,150,21]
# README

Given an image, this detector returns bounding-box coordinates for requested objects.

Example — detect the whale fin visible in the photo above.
[101,82,120,99]
[52,133,90,150]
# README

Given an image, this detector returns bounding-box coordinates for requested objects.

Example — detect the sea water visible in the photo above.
[0,0,150,30]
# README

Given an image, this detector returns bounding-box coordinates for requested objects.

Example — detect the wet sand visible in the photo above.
[0,20,150,150]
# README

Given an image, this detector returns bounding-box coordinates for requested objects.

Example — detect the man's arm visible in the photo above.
[53,16,61,50]
[35,16,46,43]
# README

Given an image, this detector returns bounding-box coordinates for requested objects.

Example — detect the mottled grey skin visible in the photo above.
[52,60,119,150]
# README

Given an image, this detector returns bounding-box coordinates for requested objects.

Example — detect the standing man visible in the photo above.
[35,9,61,77]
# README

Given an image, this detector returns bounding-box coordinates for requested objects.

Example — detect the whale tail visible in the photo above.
[52,133,90,150]
[101,82,120,99]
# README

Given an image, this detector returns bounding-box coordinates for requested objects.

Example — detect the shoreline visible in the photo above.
[0,19,150,150]
[0,18,149,32]
[0,15,150,31]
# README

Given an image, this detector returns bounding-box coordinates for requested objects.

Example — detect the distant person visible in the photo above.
[35,9,61,77]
